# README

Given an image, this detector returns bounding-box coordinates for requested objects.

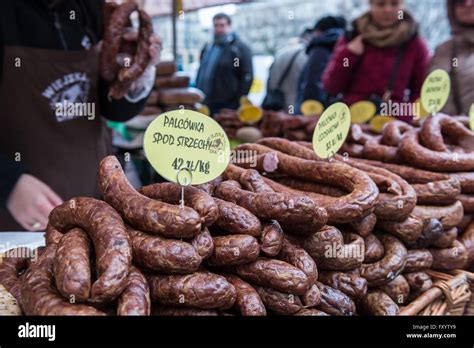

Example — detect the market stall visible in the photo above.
[1,0,474,323]
[2,106,474,316]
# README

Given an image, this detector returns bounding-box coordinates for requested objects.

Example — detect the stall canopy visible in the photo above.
[138,0,249,58]
[142,0,246,17]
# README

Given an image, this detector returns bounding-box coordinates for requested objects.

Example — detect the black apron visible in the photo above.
[0,45,111,230]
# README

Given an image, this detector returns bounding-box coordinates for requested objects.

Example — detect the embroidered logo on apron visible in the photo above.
[42,72,91,122]
[81,35,92,50]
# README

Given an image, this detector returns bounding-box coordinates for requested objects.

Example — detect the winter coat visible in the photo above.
[267,41,308,112]
[322,12,430,108]
[296,28,344,108]
[196,33,253,107]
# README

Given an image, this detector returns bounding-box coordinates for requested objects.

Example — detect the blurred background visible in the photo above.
[138,0,449,104]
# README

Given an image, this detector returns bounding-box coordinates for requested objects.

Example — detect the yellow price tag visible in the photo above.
[312,102,351,159]
[470,104,474,131]
[370,115,396,133]
[250,79,263,93]
[301,100,325,117]
[350,101,377,124]
[421,69,451,114]
[197,104,210,116]
[143,110,230,185]
[238,105,263,124]
[239,96,253,106]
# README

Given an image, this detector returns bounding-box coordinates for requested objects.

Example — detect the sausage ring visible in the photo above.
[429,240,468,270]
[100,2,153,99]
[399,130,474,172]
[377,275,410,305]
[404,249,433,272]
[318,270,367,300]
[235,257,310,295]
[20,245,105,315]
[98,156,201,239]
[360,290,399,316]
[0,247,32,304]
[236,141,378,223]
[354,158,461,205]
[148,272,237,310]
[412,201,464,230]
[140,182,218,227]
[49,197,132,302]
[221,274,266,316]
[127,226,202,274]
[117,266,151,316]
[360,234,407,286]
[53,228,92,302]
[215,180,327,235]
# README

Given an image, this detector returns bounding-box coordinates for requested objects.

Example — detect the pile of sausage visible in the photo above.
[1,114,473,316]
[214,109,246,139]
[260,111,318,141]
[0,155,321,316]
[214,109,317,141]
[143,60,204,117]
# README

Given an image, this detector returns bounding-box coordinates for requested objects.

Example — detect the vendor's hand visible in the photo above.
[6,174,63,231]
[120,31,162,102]
[347,35,364,56]
[122,30,163,66]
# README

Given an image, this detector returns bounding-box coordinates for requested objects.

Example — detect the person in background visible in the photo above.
[430,0,474,116]
[196,13,253,116]
[296,16,347,111]
[264,29,311,113]
[322,0,430,121]
[0,0,161,231]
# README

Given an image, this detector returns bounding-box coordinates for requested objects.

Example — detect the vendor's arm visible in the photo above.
[98,78,150,122]
[98,10,162,122]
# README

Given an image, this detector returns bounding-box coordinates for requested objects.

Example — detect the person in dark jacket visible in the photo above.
[196,13,253,116]
[296,16,346,111]
[0,0,161,231]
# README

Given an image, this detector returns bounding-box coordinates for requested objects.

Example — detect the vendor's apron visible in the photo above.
[0,46,112,230]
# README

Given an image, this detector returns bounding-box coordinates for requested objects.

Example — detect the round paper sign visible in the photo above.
[239,105,263,124]
[143,110,231,185]
[240,96,253,106]
[312,102,351,159]
[421,69,451,113]
[370,115,396,133]
[301,99,325,117]
[197,104,210,116]
[350,100,377,124]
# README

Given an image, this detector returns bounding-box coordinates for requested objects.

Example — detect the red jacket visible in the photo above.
[322,35,430,107]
